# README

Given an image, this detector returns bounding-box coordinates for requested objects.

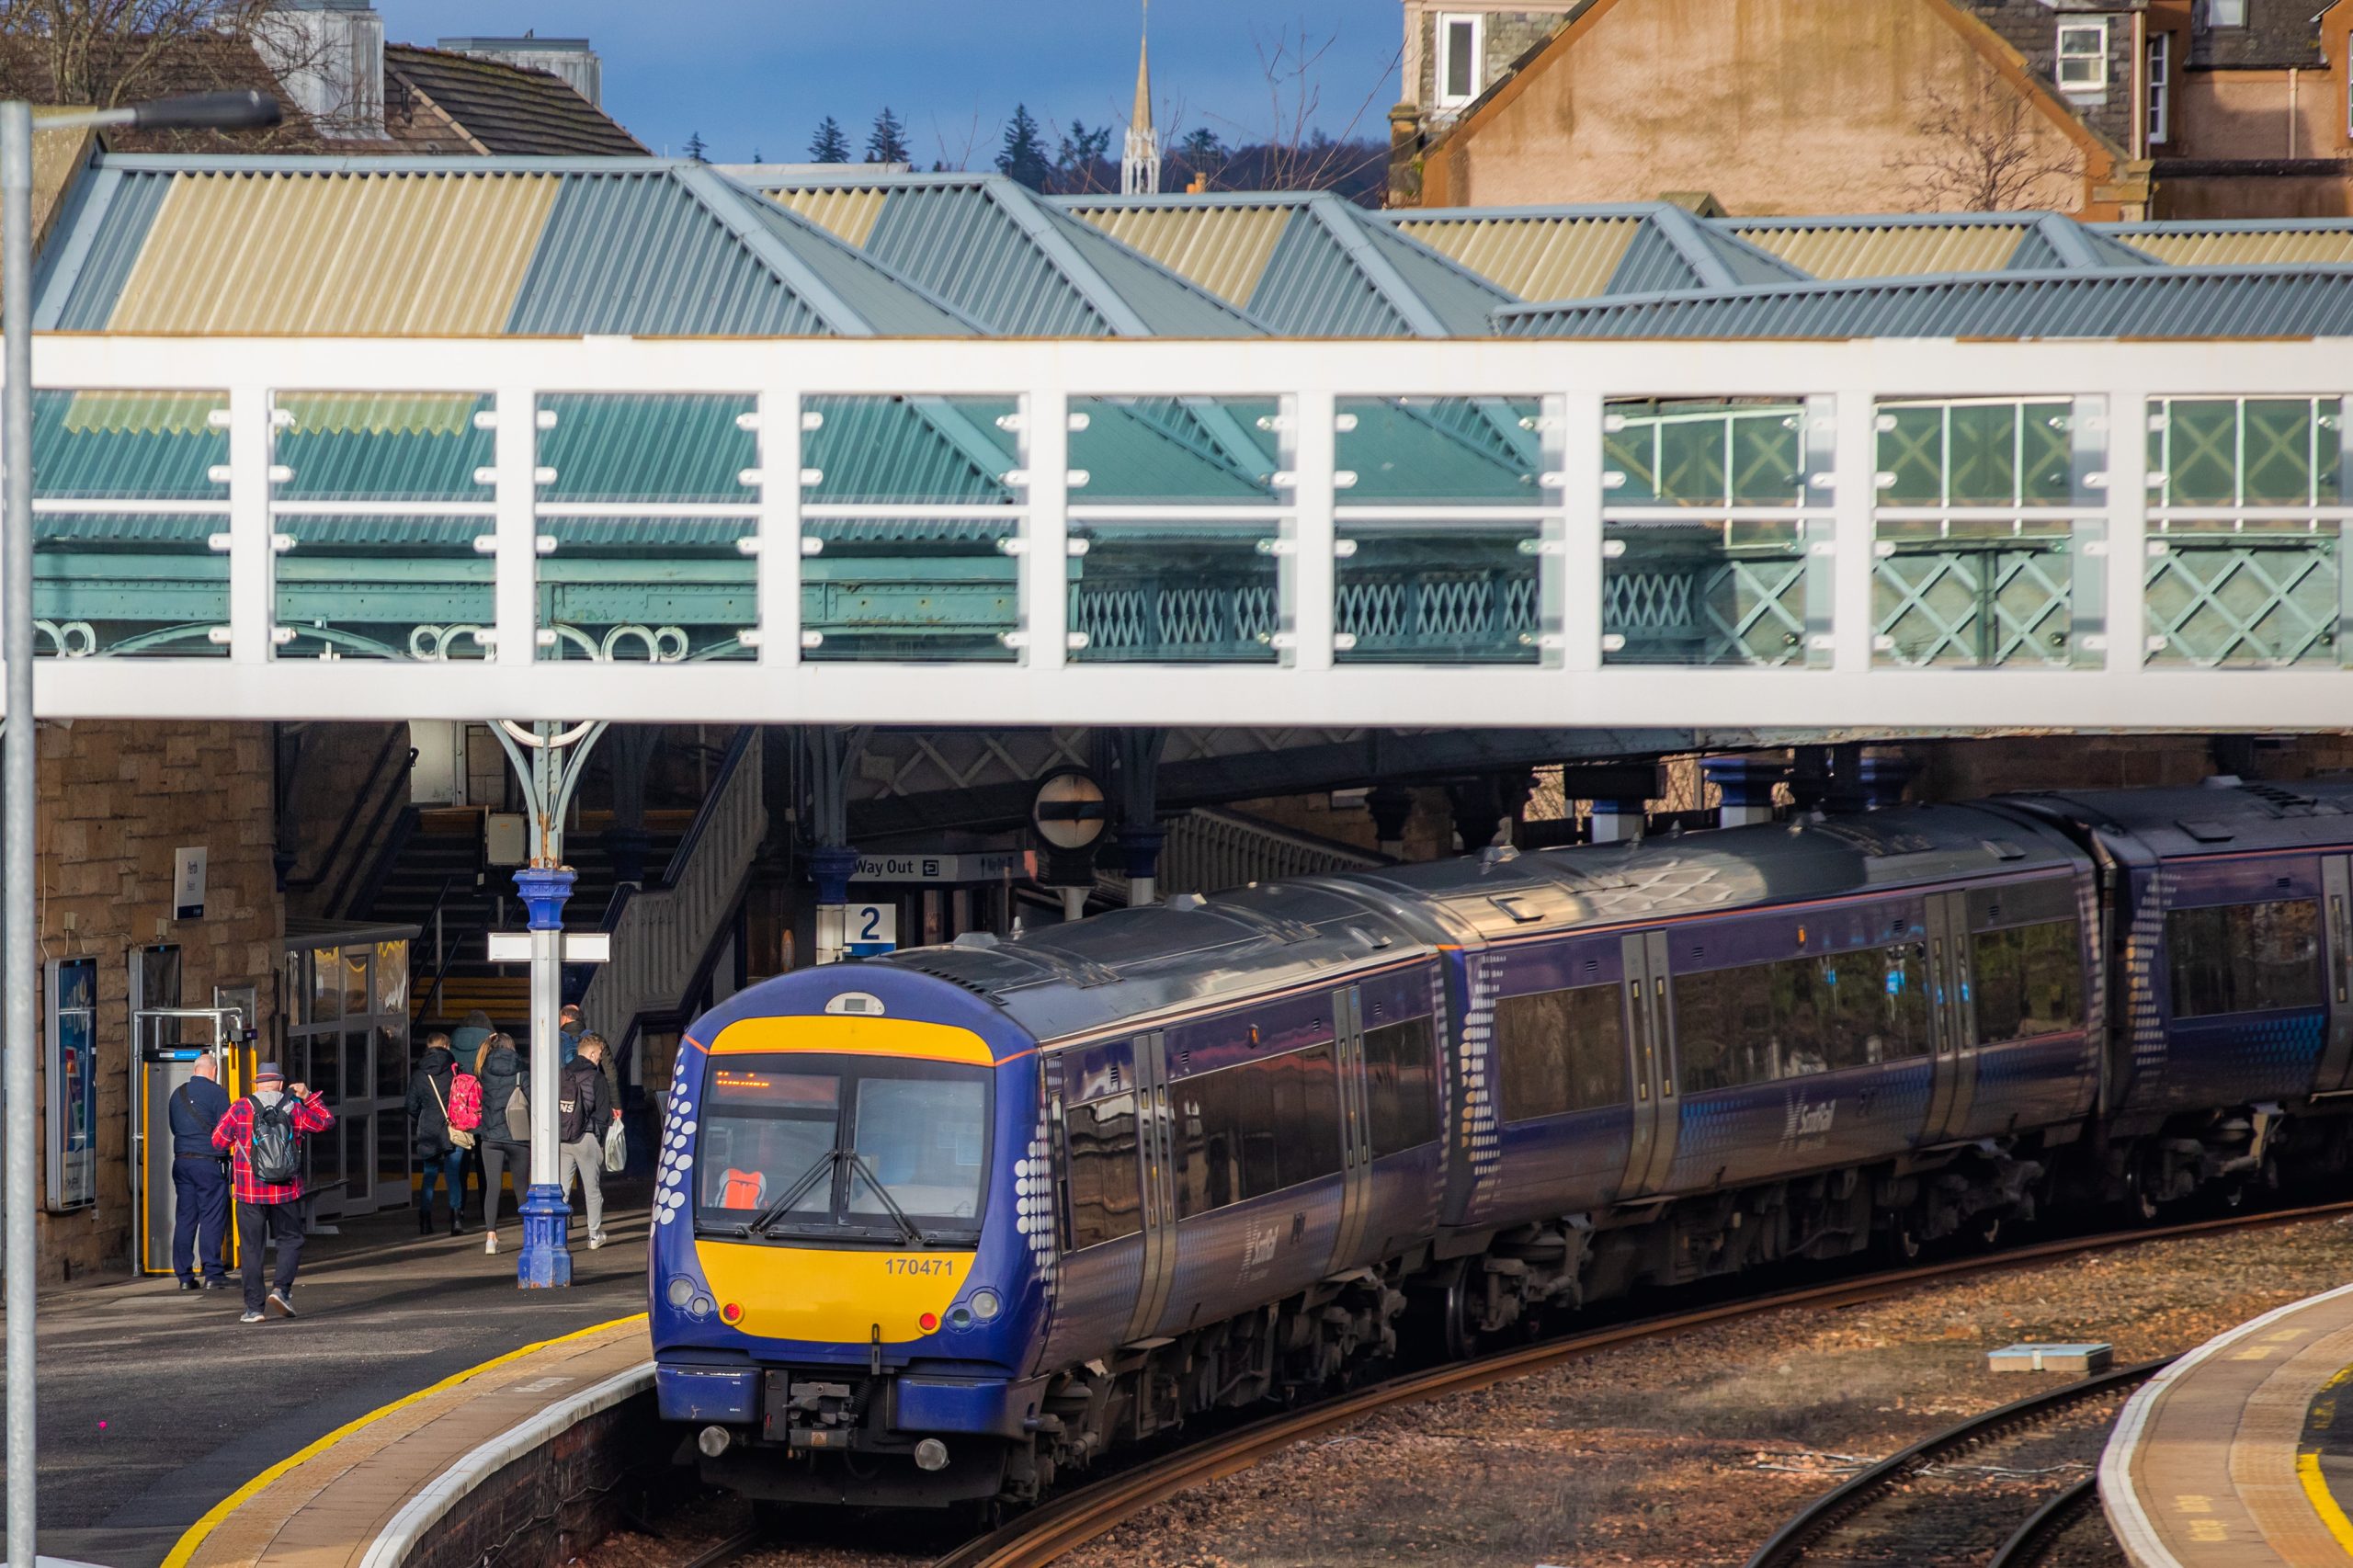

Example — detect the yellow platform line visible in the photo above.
[159,1312,649,1568]
[2295,1449,2353,1557]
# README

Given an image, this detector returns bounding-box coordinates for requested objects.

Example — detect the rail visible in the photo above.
[1740,1358,2164,1567]
[324,745,419,917]
[577,729,763,1057]
[1990,1474,2101,1568]
[1156,806,1388,895]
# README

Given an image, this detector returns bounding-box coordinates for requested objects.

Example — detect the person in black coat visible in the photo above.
[168,1051,233,1290]
[405,1034,468,1236]
[475,1031,530,1255]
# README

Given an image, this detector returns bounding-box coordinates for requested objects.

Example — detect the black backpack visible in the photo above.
[247,1094,303,1185]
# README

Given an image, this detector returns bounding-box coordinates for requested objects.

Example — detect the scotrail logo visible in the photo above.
[1783,1096,1836,1142]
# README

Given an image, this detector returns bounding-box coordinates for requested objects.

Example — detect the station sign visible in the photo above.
[850,851,1024,885]
[845,903,898,958]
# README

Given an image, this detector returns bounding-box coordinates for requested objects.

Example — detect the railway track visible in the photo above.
[1741,1358,2162,1567]
[657,1197,2352,1568]
[934,1198,2353,1568]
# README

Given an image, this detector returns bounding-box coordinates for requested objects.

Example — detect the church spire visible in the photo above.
[1122,0,1161,195]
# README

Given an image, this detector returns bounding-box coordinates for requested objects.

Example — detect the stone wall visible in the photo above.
[1419,0,2104,216]
[1965,0,2142,150]
[32,719,281,1285]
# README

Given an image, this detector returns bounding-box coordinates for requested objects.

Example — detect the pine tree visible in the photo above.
[809,116,851,164]
[1054,119,1113,192]
[995,104,1051,190]
[681,130,709,163]
[1178,128,1223,165]
[866,107,910,165]
[752,148,764,165]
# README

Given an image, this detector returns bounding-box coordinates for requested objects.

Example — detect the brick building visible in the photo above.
[1392,0,2353,219]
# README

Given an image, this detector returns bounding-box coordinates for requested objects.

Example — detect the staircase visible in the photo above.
[358,806,691,1034]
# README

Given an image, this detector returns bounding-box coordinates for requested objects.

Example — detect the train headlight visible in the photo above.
[915,1438,950,1471]
[969,1289,1001,1322]
[698,1426,732,1458]
[690,1295,714,1320]
[665,1277,696,1309]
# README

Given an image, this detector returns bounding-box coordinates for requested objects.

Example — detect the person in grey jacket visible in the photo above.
[557,1034,621,1249]
[475,1031,529,1255]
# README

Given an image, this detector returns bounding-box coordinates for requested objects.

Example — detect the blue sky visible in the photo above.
[376,2,1403,164]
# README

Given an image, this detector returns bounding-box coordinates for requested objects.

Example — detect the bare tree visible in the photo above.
[928,108,984,173]
[1203,21,1399,195]
[1893,74,2082,212]
[0,0,342,142]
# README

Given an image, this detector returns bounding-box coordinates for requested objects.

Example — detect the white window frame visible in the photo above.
[2147,32,2171,145]
[1436,12,1484,109]
[2056,20,2109,93]
[2208,0,2247,28]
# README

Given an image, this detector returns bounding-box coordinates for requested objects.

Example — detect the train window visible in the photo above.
[1972,920,2086,1043]
[2167,899,2324,1018]
[1363,1016,1440,1152]
[1171,1043,1345,1219]
[1495,985,1627,1121]
[1674,943,1934,1092]
[1061,1092,1143,1250]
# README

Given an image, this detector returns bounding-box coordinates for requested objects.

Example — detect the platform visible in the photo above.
[2102,1280,2353,1566]
[24,1207,650,1568]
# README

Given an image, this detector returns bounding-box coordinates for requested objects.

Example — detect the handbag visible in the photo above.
[601,1113,627,1175]
[429,1075,475,1150]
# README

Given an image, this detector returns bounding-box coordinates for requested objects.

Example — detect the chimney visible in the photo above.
[257,1,384,139]
[439,36,606,107]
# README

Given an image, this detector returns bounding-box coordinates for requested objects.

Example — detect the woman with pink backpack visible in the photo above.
[406,1031,481,1236]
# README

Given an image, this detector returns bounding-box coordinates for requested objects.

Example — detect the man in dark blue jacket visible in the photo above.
[169,1052,232,1290]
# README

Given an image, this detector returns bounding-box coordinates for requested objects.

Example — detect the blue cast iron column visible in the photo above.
[515,863,576,1288]
[811,844,858,963]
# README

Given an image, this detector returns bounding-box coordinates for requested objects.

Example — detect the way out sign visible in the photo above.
[846,903,897,958]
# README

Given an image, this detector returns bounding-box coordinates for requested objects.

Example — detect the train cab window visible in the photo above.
[1172,1043,1344,1219]
[1363,1016,1440,1153]
[2167,898,2324,1017]
[1061,1092,1143,1250]
[692,1054,992,1243]
[1495,984,1627,1121]
[1972,919,2086,1043]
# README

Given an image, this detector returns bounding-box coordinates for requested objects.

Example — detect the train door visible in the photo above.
[1615,931,1678,1198]
[1123,1031,1179,1344]
[1327,985,1375,1271]
[1923,892,1981,1142]
[2315,857,2353,1095]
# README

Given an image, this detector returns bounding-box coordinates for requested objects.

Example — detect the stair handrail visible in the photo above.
[580,729,765,1062]
[418,871,462,1020]
[326,748,422,918]
[287,727,413,895]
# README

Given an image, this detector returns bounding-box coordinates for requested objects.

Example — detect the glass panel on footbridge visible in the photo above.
[1600,396,1830,667]
[1066,394,1282,664]
[31,389,229,658]
[537,393,758,664]
[801,394,1023,662]
[2146,396,2349,668]
[1334,395,1555,665]
[1871,397,2107,669]
[271,392,494,661]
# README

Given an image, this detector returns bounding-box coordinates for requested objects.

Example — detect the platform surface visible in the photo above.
[2103,1279,2353,1566]
[9,1206,650,1568]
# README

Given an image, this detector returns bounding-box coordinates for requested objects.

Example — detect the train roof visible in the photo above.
[1994,778,2353,858]
[880,801,2083,1047]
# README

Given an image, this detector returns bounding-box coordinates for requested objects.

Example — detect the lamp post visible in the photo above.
[4,87,279,1568]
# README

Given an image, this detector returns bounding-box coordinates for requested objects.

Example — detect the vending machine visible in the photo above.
[130,1003,256,1277]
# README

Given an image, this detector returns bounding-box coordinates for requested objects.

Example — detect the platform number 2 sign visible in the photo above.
[847,903,897,958]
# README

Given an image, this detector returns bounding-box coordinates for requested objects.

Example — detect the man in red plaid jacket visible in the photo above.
[212,1062,334,1323]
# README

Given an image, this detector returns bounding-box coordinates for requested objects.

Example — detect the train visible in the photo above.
[647,778,2353,1507]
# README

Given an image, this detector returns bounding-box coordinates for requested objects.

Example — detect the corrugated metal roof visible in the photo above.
[772,184,889,248]
[106,170,556,335]
[508,169,828,336]
[1497,266,2353,340]
[277,396,492,501]
[1252,204,1404,335]
[539,394,756,505]
[32,391,223,500]
[2101,222,2353,267]
[38,164,173,331]
[1389,213,1638,301]
[1059,201,1292,306]
[757,175,1261,337]
[735,196,976,336]
[1730,220,2027,279]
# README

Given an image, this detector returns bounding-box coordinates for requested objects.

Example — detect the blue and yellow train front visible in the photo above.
[649,968,1055,1506]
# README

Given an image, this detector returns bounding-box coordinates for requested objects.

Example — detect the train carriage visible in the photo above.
[650,778,2353,1509]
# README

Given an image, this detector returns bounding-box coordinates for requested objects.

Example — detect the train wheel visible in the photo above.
[1441,1266,1483,1361]
[1877,1217,1924,1265]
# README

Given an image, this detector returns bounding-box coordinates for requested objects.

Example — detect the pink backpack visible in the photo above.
[447,1071,483,1131]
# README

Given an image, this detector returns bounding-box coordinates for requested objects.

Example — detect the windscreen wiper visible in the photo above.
[846,1151,932,1247]
[734,1147,842,1238]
